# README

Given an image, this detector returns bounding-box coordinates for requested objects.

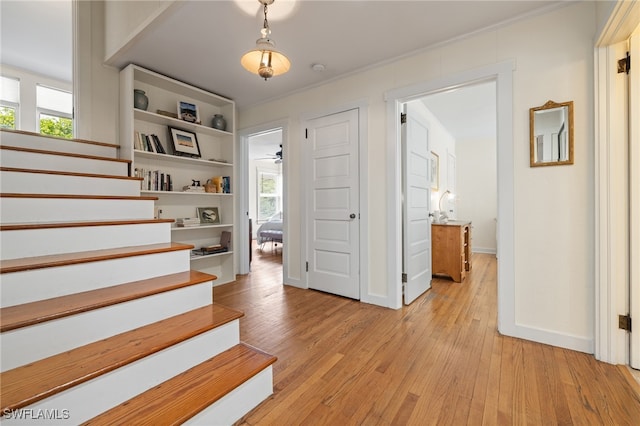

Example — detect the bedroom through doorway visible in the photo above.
[247,128,284,276]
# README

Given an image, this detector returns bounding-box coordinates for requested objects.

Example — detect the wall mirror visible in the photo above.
[529,100,574,167]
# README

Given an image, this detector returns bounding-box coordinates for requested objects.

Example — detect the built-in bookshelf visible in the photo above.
[119,64,236,285]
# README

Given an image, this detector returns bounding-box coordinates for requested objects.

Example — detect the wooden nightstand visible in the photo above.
[431,221,472,282]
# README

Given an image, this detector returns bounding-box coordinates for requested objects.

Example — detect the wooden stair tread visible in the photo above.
[0,218,175,232]
[0,193,157,200]
[0,129,120,149]
[83,343,277,426]
[0,166,142,181]
[0,145,129,164]
[0,242,194,274]
[0,304,244,413]
[0,270,217,332]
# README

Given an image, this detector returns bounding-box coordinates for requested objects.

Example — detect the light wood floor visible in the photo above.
[213,247,640,425]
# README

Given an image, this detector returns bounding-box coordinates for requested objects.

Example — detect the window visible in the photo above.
[37,84,72,138]
[257,169,282,222]
[0,76,20,130]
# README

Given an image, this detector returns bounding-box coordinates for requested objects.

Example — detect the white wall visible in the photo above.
[103,0,175,64]
[237,2,597,352]
[82,1,597,352]
[74,0,119,143]
[457,135,497,254]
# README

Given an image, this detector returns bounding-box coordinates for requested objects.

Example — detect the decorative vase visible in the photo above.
[212,114,226,131]
[133,89,149,110]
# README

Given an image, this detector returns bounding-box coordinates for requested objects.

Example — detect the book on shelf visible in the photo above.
[176,217,201,227]
[134,132,166,154]
[151,134,166,154]
[182,185,205,193]
[134,168,172,191]
[193,244,229,255]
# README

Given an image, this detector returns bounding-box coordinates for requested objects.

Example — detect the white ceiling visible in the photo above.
[1,0,566,145]
[105,0,567,110]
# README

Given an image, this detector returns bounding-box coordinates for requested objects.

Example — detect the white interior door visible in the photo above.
[306,109,360,299]
[629,31,639,369]
[402,103,432,304]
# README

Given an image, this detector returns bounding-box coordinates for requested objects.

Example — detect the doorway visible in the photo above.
[400,81,498,305]
[385,61,515,331]
[238,123,287,283]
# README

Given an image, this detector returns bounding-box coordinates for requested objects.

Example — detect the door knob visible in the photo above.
[350,213,356,219]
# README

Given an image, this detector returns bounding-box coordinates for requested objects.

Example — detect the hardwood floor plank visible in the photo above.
[214,247,640,425]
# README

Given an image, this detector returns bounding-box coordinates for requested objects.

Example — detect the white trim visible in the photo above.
[238,120,289,279]
[593,4,640,364]
[384,61,516,335]
[630,30,640,369]
[300,99,370,301]
[514,324,594,354]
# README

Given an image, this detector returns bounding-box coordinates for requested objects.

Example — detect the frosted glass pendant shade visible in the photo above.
[241,38,291,80]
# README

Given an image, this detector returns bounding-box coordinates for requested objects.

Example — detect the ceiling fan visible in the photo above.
[256,144,283,163]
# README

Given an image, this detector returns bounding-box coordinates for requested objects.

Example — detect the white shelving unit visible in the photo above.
[120,64,236,285]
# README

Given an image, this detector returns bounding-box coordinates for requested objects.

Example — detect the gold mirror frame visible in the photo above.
[529,100,574,167]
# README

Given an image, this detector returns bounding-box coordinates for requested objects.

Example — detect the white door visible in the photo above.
[306,109,360,299]
[629,31,639,369]
[402,103,432,304]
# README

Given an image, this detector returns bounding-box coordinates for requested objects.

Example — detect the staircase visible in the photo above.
[0,129,276,425]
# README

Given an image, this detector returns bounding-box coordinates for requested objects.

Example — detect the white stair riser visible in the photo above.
[186,367,274,426]
[1,150,127,176]
[1,251,191,308]
[0,171,140,197]
[0,198,153,223]
[1,223,172,260]
[1,282,213,372]
[0,321,240,425]
[0,133,118,158]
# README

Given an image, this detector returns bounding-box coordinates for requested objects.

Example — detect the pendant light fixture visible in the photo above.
[241,0,290,80]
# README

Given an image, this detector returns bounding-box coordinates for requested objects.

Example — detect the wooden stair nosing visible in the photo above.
[82,343,277,426]
[0,242,194,274]
[0,193,157,201]
[0,167,142,181]
[0,270,218,332]
[0,129,120,149]
[0,304,244,413]
[0,145,129,165]
[0,218,175,232]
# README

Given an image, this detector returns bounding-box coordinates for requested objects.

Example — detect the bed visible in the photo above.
[256,212,283,252]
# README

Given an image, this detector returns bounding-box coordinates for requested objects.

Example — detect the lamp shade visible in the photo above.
[241,38,290,79]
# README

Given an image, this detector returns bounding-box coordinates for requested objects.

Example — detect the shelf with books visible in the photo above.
[120,63,236,285]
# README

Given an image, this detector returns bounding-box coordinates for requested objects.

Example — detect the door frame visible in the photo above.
[237,119,289,280]
[593,0,640,365]
[384,61,515,333]
[301,100,370,301]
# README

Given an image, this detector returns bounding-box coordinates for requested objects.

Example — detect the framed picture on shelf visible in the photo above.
[197,207,220,224]
[177,101,200,123]
[169,127,201,158]
[430,151,439,191]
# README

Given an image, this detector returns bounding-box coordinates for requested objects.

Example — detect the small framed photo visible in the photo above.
[169,127,201,158]
[177,101,200,124]
[197,207,220,224]
[430,151,439,191]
